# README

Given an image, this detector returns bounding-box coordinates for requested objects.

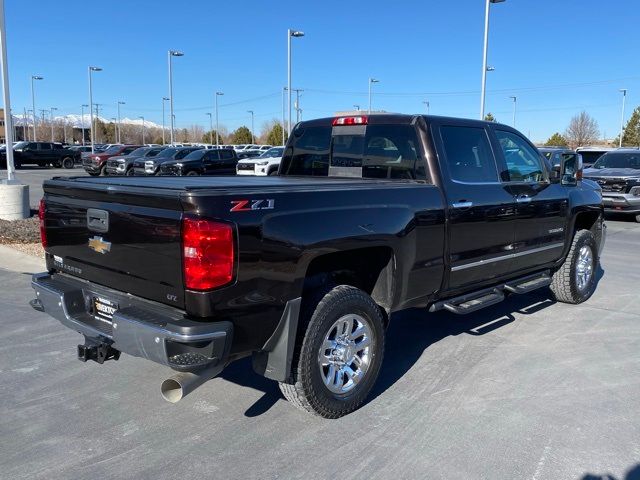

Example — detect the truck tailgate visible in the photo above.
[43,180,185,309]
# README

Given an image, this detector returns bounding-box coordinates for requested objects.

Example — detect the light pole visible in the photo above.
[282,86,287,145]
[0,0,17,183]
[206,112,213,145]
[30,75,43,141]
[215,91,223,147]
[139,116,145,144]
[368,78,379,114]
[354,104,360,111]
[117,101,125,143]
[247,110,255,144]
[287,29,304,135]
[423,100,430,114]
[168,50,183,145]
[50,107,57,141]
[88,66,102,153]
[619,89,627,147]
[80,104,88,145]
[509,95,517,127]
[161,96,169,145]
[480,0,506,120]
[291,88,303,123]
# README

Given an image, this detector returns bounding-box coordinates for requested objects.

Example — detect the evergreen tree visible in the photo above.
[264,123,284,146]
[620,106,640,147]
[230,126,253,144]
[484,113,496,122]
[201,130,224,144]
[544,132,568,147]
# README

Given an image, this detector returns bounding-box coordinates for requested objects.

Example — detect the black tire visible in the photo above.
[550,229,598,304]
[186,170,199,176]
[62,157,74,169]
[126,167,135,176]
[268,169,278,176]
[101,165,109,176]
[635,214,640,223]
[87,171,100,177]
[279,285,385,418]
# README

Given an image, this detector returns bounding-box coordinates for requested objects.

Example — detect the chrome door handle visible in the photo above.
[516,196,532,203]
[452,201,473,209]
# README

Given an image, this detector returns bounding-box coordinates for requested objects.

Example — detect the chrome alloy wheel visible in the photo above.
[576,245,594,292]
[318,314,373,395]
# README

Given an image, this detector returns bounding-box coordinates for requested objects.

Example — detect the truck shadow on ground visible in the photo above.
[220,267,604,418]
[582,463,640,480]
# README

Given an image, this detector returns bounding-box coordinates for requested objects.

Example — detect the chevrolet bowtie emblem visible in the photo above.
[88,236,111,254]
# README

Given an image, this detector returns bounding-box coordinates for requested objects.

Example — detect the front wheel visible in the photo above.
[635,214,640,223]
[62,157,74,169]
[186,170,199,176]
[126,167,135,176]
[279,285,385,418]
[550,229,598,304]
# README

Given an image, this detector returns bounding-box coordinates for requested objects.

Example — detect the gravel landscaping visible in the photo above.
[0,216,40,244]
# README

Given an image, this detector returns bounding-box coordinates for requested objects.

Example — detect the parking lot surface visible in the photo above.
[1,178,639,478]
[1,166,86,209]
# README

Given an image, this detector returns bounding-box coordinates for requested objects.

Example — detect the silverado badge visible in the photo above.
[88,236,111,254]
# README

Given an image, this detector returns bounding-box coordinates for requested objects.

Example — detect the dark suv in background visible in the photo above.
[83,145,142,176]
[133,146,203,175]
[159,148,238,176]
[105,146,166,176]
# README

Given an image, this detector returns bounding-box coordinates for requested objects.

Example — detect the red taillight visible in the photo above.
[182,216,235,291]
[38,198,47,248]
[332,116,368,126]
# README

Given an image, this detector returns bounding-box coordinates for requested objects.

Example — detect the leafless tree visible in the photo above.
[565,111,600,148]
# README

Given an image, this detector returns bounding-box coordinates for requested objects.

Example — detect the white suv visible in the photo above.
[236,146,285,176]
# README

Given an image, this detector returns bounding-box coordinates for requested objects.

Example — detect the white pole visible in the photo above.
[619,89,627,147]
[0,0,16,182]
[168,51,174,145]
[510,95,517,127]
[248,110,254,144]
[480,0,491,120]
[162,97,168,145]
[81,104,86,146]
[287,29,292,135]
[215,92,223,147]
[282,86,286,145]
[368,78,372,114]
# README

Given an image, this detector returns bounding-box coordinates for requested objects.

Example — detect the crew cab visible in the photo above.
[158,148,238,176]
[0,141,80,169]
[105,146,166,176]
[583,148,640,221]
[83,145,142,176]
[31,114,605,418]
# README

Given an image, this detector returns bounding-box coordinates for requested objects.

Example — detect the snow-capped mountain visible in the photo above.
[10,113,164,130]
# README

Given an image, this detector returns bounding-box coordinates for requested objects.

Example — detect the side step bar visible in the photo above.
[429,271,551,315]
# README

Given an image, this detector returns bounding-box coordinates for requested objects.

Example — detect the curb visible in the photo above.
[0,244,45,274]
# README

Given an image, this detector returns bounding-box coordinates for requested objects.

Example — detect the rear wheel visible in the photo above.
[635,214,640,223]
[62,157,74,169]
[550,229,598,304]
[186,170,199,176]
[126,167,135,176]
[279,285,385,418]
[268,169,278,176]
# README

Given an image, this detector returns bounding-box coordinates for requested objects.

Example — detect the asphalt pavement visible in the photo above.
[1,165,84,209]
[0,180,639,479]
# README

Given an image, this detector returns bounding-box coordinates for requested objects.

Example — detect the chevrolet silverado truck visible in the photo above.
[30,114,605,418]
[0,141,80,169]
[583,148,640,222]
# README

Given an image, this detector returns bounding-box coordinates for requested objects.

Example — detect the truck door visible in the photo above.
[434,123,517,291]
[492,128,568,270]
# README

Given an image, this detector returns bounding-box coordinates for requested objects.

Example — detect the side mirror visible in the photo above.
[561,154,583,186]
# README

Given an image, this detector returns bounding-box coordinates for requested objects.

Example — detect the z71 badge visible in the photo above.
[230,199,275,212]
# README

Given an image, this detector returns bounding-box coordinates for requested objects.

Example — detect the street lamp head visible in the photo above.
[490,0,506,3]
[206,112,212,117]
[486,66,495,71]
[162,97,169,101]
[620,89,628,95]
[32,75,43,80]
[89,66,102,72]
[169,50,184,57]
[247,110,254,114]
[509,96,516,101]
[370,78,379,84]
[216,91,224,96]
[82,104,88,107]
[290,30,305,37]
[118,101,126,105]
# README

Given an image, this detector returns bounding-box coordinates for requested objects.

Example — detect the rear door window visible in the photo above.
[40,143,52,150]
[440,125,498,183]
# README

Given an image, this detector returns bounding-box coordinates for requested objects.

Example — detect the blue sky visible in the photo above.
[5,0,640,141]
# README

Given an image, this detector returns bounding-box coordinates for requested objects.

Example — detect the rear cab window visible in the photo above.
[280,121,427,180]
